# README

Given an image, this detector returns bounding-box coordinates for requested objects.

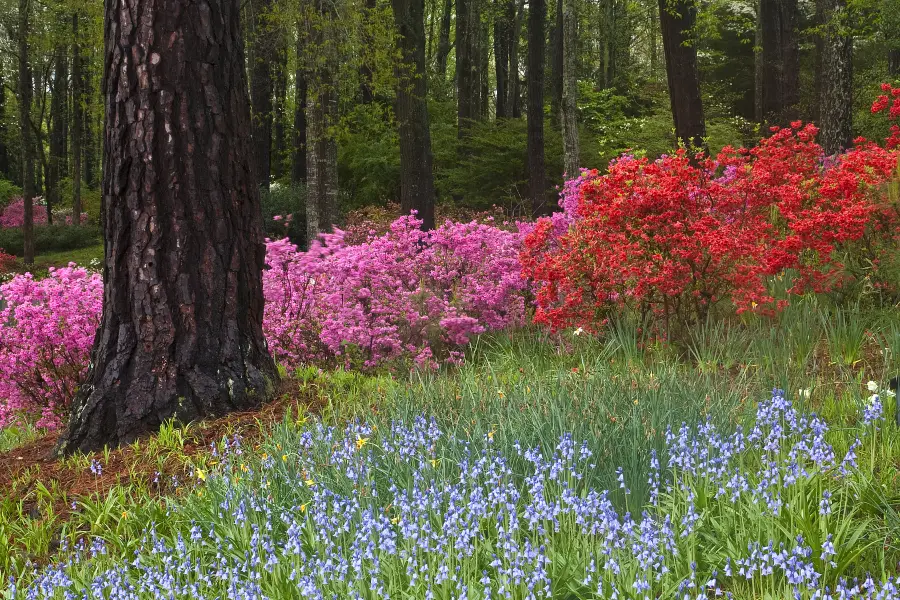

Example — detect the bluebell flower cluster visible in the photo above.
[7,390,898,599]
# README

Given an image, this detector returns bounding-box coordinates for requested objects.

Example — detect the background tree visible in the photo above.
[760,0,799,124]
[560,0,578,177]
[57,0,277,454]
[658,0,707,151]
[527,0,547,216]
[250,0,277,191]
[17,0,34,265]
[818,0,852,154]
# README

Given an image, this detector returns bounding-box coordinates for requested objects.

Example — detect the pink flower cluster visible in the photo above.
[0,265,103,428]
[0,216,529,428]
[263,215,529,370]
[0,197,89,227]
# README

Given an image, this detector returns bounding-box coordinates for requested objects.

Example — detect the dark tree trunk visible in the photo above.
[18,0,34,265]
[550,0,562,117]
[527,0,548,217]
[891,50,900,77]
[0,74,8,179]
[480,21,489,118]
[250,0,275,191]
[48,43,68,225]
[760,0,800,125]
[754,0,763,122]
[649,0,658,80]
[509,0,524,117]
[360,0,378,103]
[83,65,97,189]
[436,0,453,82]
[292,25,308,186]
[393,0,437,230]
[658,0,707,152]
[561,0,578,178]
[306,0,340,243]
[72,14,83,220]
[56,0,277,456]
[819,0,852,155]
[494,0,511,118]
[272,41,288,180]
[456,0,476,134]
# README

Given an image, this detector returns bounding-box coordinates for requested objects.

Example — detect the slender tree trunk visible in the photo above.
[57,0,277,456]
[250,0,275,191]
[272,41,288,180]
[550,0,563,117]
[83,65,96,189]
[754,0,763,122]
[360,0,378,103]
[561,0,578,178]
[819,0,852,155]
[494,0,510,118]
[436,0,453,82]
[72,14,83,221]
[456,0,476,134]
[292,24,308,186]
[658,0,707,152]
[891,50,900,77]
[760,0,799,125]
[48,43,68,225]
[509,0,524,117]
[527,0,548,217]
[649,0,658,81]
[18,0,34,265]
[480,21,489,118]
[393,0,437,229]
[0,74,7,179]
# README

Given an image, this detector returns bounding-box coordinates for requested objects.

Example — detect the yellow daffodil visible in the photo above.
[196,468,206,481]
[356,435,369,450]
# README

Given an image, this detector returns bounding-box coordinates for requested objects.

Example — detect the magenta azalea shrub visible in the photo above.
[0,216,528,428]
[0,266,103,428]
[0,198,49,227]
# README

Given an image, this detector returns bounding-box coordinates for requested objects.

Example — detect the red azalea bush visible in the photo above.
[522,119,899,338]
[0,249,15,274]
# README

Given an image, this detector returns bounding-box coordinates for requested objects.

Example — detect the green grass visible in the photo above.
[29,243,103,272]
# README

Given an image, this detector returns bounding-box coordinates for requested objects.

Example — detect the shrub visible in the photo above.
[0,225,100,257]
[522,122,899,339]
[0,198,49,227]
[260,182,306,244]
[0,249,14,274]
[0,180,21,209]
[0,265,103,429]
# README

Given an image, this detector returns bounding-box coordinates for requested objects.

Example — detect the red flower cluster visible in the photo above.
[0,249,15,274]
[872,83,900,148]
[522,121,899,338]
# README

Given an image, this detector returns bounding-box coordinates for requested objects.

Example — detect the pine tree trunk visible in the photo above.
[56,0,277,456]
[509,0,524,117]
[436,0,453,82]
[658,0,707,152]
[494,0,510,118]
[48,43,68,225]
[819,0,852,155]
[71,14,83,221]
[527,0,548,217]
[550,0,563,117]
[760,0,799,125]
[292,24,308,186]
[561,0,578,178]
[18,0,34,265]
[393,0,437,229]
[250,0,275,191]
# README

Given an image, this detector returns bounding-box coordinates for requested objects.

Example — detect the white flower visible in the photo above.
[573,327,584,336]
[798,389,811,399]
[867,381,879,393]
[884,388,896,399]
[869,394,880,405]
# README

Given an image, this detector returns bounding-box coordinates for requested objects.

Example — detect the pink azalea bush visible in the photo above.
[0,197,49,227]
[0,216,528,428]
[0,265,103,429]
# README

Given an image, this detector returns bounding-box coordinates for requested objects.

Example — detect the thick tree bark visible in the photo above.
[436,0,453,82]
[18,0,34,265]
[561,0,578,178]
[509,0,524,117]
[56,0,277,456]
[658,0,707,152]
[393,0,437,230]
[494,0,510,118]
[550,0,562,117]
[48,43,68,225]
[819,0,852,155]
[250,0,275,191]
[306,0,340,244]
[72,13,83,220]
[527,0,548,217]
[292,24,308,186]
[760,0,799,125]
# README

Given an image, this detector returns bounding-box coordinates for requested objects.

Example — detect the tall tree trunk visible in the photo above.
[306,0,340,244]
[819,0,852,155]
[272,41,288,180]
[760,0,799,125]
[83,64,97,189]
[456,0,476,134]
[658,0,707,152]
[48,43,68,225]
[292,24,308,186]
[527,0,548,217]
[360,0,378,103]
[72,13,82,221]
[550,0,562,117]
[393,0,437,230]
[0,74,8,179]
[649,0,658,80]
[18,0,34,265]
[57,0,277,456]
[508,0,524,117]
[480,21,489,118]
[561,0,578,178]
[754,0,763,122]
[436,0,453,82]
[494,0,510,118]
[891,50,900,77]
[250,0,275,191]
